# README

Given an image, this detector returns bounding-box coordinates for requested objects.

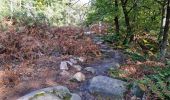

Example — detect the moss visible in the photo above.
[63,93,72,100]
[29,92,45,100]
[28,89,72,100]
[50,90,71,100]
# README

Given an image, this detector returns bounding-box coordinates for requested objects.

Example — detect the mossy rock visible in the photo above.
[17,86,81,100]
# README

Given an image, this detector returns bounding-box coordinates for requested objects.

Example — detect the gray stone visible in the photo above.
[73,65,82,71]
[88,76,127,99]
[70,93,81,100]
[71,72,85,82]
[96,41,103,45]
[17,26,25,33]
[66,61,73,66]
[70,58,78,64]
[0,44,5,54]
[84,67,95,74]
[77,57,86,62]
[17,86,70,100]
[18,86,81,100]
[30,93,61,100]
[114,63,120,69]
[84,31,92,35]
[131,83,144,99]
[60,61,69,70]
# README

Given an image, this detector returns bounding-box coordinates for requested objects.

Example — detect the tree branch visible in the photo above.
[127,0,138,14]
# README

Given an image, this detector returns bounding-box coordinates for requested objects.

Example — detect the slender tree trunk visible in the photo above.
[158,0,166,43]
[10,0,13,20]
[114,0,120,33]
[120,0,132,45]
[160,0,170,59]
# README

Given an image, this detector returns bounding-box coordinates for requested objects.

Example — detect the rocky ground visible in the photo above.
[17,34,128,100]
[0,26,143,100]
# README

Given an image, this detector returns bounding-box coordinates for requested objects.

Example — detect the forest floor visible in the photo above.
[0,24,166,100]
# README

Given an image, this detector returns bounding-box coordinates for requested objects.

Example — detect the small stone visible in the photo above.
[136,61,142,65]
[17,26,25,33]
[84,67,95,74]
[70,58,78,64]
[114,63,120,69]
[73,65,82,71]
[72,72,85,82]
[131,83,144,99]
[66,61,73,66]
[0,44,6,54]
[78,57,86,62]
[131,96,137,100]
[70,93,81,100]
[96,41,103,45]
[60,61,68,70]
[84,31,91,35]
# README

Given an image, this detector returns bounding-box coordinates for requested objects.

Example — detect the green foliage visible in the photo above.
[137,66,170,99]
[102,33,120,43]
[86,0,120,25]
[13,9,48,26]
[86,0,162,47]
[0,0,88,26]
[124,50,146,61]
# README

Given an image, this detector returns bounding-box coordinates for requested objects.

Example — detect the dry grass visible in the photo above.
[0,24,101,99]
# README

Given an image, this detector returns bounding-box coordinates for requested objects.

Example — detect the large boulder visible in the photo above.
[88,76,127,100]
[17,86,81,100]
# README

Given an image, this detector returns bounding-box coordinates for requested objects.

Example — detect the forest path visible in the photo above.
[0,27,126,100]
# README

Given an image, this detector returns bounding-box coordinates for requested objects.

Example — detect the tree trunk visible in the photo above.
[158,0,166,44]
[120,0,132,45]
[160,0,170,59]
[114,0,120,33]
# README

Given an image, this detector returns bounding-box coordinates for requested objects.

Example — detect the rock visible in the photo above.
[60,70,70,77]
[96,41,103,45]
[70,93,81,100]
[66,61,73,66]
[60,61,69,70]
[71,72,85,82]
[84,67,95,74]
[78,57,86,62]
[131,96,138,100]
[30,93,61,100]
[88,76,127,99]
[131,83,144,99]
[17,86,71,100]
[18,26,25,32]
[73,65,82,71]
[112,51,125,63]
[18,86,81,100]
[70,58,78,64]
[84,31,92,35]
[0,44,6,54]
[114,63,120,69]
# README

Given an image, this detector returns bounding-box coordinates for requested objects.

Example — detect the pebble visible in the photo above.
[60,61,69,70]
[70,58,78,64]
[71,72,85,82]
[84,67,95,74]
